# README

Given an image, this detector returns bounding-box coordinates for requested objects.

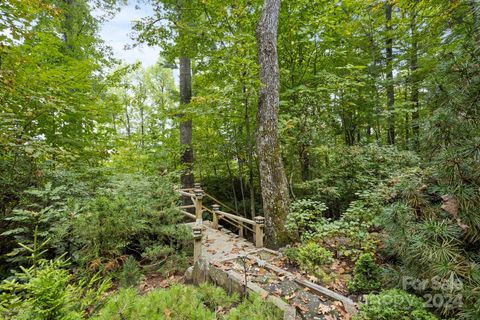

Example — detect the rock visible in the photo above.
[185,266,193,282]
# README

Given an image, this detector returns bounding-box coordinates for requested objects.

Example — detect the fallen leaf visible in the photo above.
[308,274,318,282]
[441,195,469,230]
[285,293,296,300]
[318,304,333,315]
[292,303,309,313]
[164,308,172,318]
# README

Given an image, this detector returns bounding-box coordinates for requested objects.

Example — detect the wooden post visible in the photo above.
[238,223,244,238]
[212,204,220,229]
[254,216,265,248]
[194,188,204,224]
[192,225,203,263]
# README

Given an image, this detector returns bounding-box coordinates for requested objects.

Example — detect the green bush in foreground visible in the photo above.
[94,284,283,320]
[354,289,436,320]
[0,258,110,320]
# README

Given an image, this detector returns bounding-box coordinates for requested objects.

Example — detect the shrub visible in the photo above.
[297,242,334,267]
[348,253,382,293]
[284,243,334,283]
[285,199,327,239]
[380,167,480,316]
[93,286,216,319]
[225,293,283,320]
[355,289,436,320]
[282,246,300,265]
[117,256,143,288]
[293,145,419,218]
[303,217,378,260]
[195,283,238,310]
[0,258,110,320]
[1,182,72,265]
[73,173,191,272]
[93,284,283,320]
[16,261,82,320]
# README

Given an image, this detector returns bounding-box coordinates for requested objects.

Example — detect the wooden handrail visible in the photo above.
[203,192,238,215]
[180,210,196,220]
[242,223,255,233]
[204,205,242,229]
[218,215,241,229]
[179,190,195,198]
[177,187,265,247]
[216,210,255,226]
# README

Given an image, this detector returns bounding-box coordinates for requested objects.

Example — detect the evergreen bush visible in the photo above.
[354,289,436,320]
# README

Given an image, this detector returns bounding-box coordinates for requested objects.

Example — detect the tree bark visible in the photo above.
[179,56,194,190]
[140,102,145,148]
[244,84,256,219]
[256,0,290,248]
[63,0,75,53]
[385,0,395,145]
[410,4,419,149]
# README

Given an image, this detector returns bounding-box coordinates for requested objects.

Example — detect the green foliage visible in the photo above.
[0,258,110,320]
[282,246,300,265]
[95,287,201,320]
[2,182,71,264]
[1,171,191,278]
[225,293,283,320]
[294,145,419,218]
[285,199,327,239]
[195,283,239,311]
[94,284,282,320]
[71,173,191,272]
[302,216,378,260]
[380,166,480,316]
[1,0,479,319]
[354,289,436,320]
[348,253,382,293]
[297,242,334,267]
[284,243,334,283]
[15,260,82,320]
[117,256,143,289]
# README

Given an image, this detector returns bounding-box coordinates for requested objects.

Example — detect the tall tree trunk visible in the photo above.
[410,2,420,149]
[244,84,256,219]
[299,144,310,181]
[124,104,131,137]
[226,160,239,214]
[368,26,381,142]
[385,0,395,145]
[63,0,75,53]
[179,56,194,190]
[256,0,290,248]
[140,104,145,148]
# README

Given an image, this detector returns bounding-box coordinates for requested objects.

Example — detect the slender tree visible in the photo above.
[256,0,290,247]
[385,0,395,145]
[410,1,420,149]
[179,55,194,190]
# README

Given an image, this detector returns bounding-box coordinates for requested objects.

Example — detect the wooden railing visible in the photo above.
[178,183,265,248]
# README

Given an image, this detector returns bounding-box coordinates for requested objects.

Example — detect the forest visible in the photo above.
[0,0,479,319]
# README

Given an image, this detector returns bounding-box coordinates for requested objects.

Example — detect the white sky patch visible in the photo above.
[98,1,159,67]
